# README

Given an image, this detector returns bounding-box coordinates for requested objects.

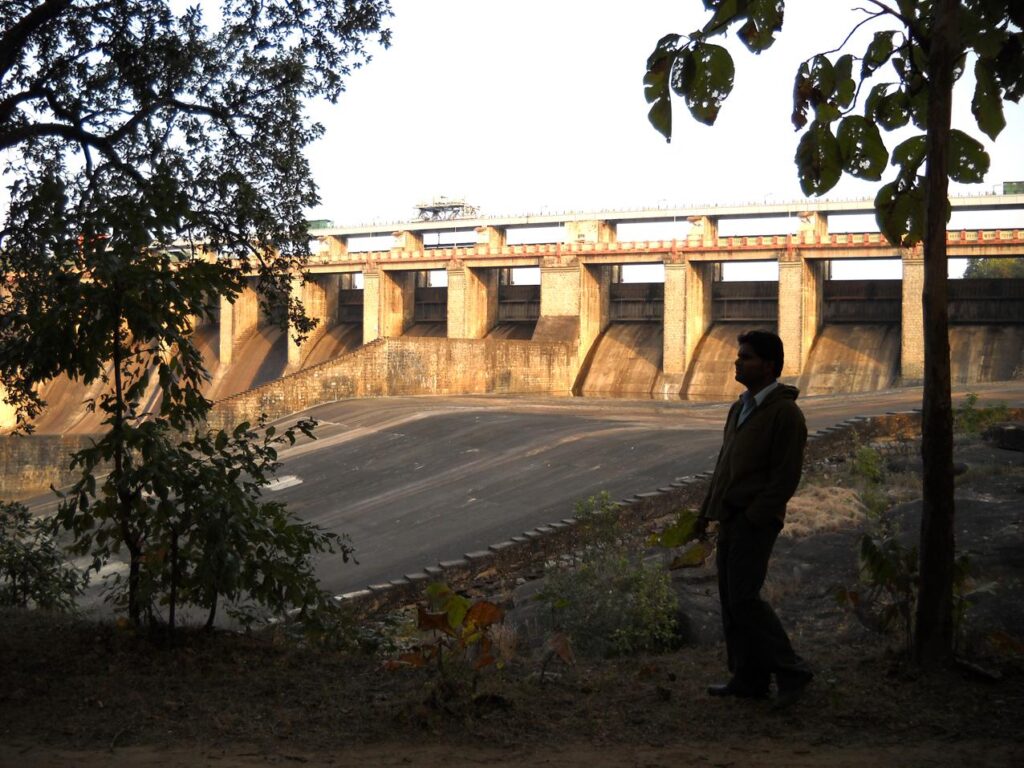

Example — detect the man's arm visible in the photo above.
[743,404,807,526]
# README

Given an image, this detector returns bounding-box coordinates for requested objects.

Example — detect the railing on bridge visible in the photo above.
[309,230,1023,267]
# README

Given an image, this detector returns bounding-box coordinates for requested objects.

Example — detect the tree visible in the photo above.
[963,256,1024,277]
[0,1,390,626]
[643,0,1021,666]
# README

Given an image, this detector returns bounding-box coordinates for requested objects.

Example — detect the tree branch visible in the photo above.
[0,0,74,81]
[0,122,143,183]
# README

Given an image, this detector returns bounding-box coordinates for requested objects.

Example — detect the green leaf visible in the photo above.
[669,540,712,569]
[737,0,784,53]
[702,0,743,36]
[874,178,925,247]
[445,593,471,631]
[644,35,680,142]
[833,54,856,108]
[792,61,812,129]
[836,116,887,181]
[862,31,897,77]
[683,42,735,125]
[948,129,990,183]
[808,55,835,103]
[972,58,1006,140]
[994,33,1024,102]
[891,134,927,174]
[651,510,699,548]
[795,121,842,196]
[877,89,911,131]
[647,96,673,143]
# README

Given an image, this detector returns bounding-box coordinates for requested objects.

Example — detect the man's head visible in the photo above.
[735,330,784,391]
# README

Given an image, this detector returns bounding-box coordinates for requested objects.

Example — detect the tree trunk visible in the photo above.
[914,0,959,667]
[110,320,142,626]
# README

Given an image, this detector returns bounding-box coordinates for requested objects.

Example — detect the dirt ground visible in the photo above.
[2,432,1023,767]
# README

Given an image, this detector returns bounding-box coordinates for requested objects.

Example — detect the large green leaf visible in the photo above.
[948,129,991,183]
[702,0,745,35]
[644,34,681,142]
[878,89,912,130]
[833,54,856,108]
[738,0,785,52]
[795,121,842,196]
[891,134,927,174]
[683,42,735,125]
[792,60,812,129]
[837,116,888,180]
[994,33,1024,102]
[862,31,897,77]
[972,57,1006,140]
[874,178,925,247]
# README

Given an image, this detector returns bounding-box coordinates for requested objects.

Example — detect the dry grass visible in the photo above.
[783,486,868,538]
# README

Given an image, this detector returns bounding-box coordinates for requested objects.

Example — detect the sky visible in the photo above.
[306,0,1024,227]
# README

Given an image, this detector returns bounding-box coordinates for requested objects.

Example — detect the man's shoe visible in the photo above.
[706,680,768,699]
[773,673,813,710]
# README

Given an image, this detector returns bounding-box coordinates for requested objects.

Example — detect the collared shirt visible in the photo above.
[737,380,779,426]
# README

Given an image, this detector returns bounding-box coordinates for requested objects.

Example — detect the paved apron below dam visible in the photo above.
[258,382,1024,596]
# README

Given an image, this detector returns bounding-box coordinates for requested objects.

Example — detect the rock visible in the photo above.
[983,422,1024,452]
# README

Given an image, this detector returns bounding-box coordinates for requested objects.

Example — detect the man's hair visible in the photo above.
[737,330,784,377]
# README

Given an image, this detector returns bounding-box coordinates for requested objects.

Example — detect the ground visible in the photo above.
[2,432,1023,767]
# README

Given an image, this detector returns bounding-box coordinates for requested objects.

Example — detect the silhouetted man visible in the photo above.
[694,330,813,708]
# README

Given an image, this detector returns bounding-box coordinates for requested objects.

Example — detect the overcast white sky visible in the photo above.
[306,0,1024,227]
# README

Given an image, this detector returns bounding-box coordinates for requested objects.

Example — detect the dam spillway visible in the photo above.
[8,196,1023,439]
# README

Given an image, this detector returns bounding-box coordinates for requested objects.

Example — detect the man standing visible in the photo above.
[694,330,813,708]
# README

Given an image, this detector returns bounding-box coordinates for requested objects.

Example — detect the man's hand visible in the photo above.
[693,515,709,540]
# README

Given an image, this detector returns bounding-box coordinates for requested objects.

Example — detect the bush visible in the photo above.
[954,393,1009,436]
[852,444,884,484]
[540,493,677,657]
[0,501,86,610]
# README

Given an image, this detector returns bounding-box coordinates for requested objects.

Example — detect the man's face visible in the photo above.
[734,342,775,389]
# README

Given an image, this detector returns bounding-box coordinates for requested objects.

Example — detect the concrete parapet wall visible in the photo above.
[0,434,95,500]
[208,337,576,430]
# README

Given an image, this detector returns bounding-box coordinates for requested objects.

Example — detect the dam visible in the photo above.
[5,194,1024,443]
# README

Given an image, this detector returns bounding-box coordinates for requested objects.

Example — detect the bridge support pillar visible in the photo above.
[392,230,424,255]
[798,212,828,244]
[475,226,507,251]
[901,249,925,383]
[566,220,617,244]
[363,268,415,343]
[687,216,719,247]
[218,280,260,367]
[287,275,339,370]
[777,252,823,377]
[663,258,715,383]
[321,235,349,261]
[579,263,611,366]
[447,265,497,339]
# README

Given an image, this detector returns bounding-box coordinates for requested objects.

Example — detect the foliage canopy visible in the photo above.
[0,0,390,628]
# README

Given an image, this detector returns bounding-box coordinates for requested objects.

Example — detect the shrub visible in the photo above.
[955,393,1009,436]
[540,493,677,657]
[0,501,86,610]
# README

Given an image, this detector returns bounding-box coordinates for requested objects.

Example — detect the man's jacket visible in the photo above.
[699,383,807,528]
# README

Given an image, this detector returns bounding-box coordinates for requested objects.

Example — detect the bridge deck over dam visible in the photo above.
[10,195,1024,439]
